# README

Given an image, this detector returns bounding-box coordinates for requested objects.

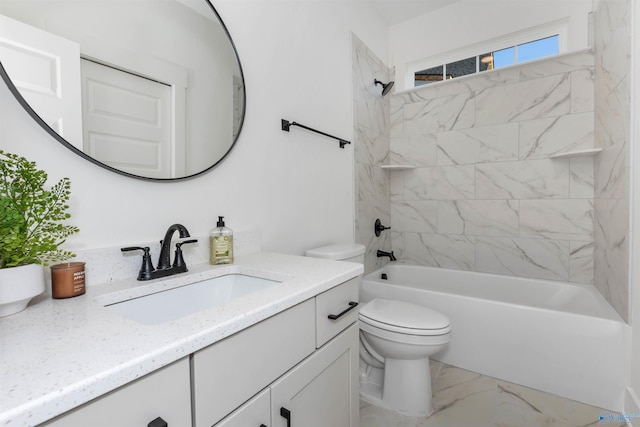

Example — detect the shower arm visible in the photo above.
[281,119,351,149]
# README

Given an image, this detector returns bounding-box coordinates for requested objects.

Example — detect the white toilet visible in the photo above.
[305,243,452,417]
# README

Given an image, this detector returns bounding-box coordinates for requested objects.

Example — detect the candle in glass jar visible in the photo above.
[51,262,86,299]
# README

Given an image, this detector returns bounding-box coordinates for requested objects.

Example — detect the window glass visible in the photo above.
[413,33,559,87]
[415,65,444,87]
[446,56,476,78]
[517,35,559,63]
[479,53,493,71]
[493,47,515,69]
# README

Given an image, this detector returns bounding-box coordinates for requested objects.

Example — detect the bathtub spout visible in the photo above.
[377,250,397,261]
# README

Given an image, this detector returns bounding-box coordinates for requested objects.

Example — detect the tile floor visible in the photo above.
[359,361,627,427]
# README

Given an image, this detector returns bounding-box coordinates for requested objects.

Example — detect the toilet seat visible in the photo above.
[359,298,451,336]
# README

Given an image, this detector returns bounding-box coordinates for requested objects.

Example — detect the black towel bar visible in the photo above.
[281,119,351,149]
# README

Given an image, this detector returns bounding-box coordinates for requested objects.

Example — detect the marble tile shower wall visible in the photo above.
[352,35,392,274]
[389,51,597,285]
[593,0,631,321]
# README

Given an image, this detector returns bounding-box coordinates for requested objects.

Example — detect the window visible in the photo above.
[518,35,559,62]
[414,35,560,87]
[415,65,448,87]
[446,56,477,79]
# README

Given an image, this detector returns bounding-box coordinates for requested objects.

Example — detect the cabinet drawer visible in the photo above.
[315,277,360,348]
[193,299,315,427]
[41,358,191,427]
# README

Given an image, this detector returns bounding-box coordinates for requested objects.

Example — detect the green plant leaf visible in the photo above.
[0,150,79,268]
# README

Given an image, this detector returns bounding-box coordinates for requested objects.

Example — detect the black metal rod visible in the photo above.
[281,119,351,149]
[327,301,359,320]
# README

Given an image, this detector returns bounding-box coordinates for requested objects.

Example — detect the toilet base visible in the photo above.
[384,358,433,417]
[360,363,383,402]
[359,358,433,418]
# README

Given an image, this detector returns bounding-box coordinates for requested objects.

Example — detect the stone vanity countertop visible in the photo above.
[0,252,363,427]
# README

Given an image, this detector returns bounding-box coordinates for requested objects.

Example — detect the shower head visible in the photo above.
[374,79,394,96]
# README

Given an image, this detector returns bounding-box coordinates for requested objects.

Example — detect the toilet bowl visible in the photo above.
[305,243,451,417]
[359,298,451,417]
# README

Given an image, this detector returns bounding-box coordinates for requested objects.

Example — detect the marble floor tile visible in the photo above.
[359,363,626,427]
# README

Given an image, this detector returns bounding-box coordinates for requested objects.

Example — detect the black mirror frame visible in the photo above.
[0,0,246,182]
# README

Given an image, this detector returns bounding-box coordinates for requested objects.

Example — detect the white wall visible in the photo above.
[0,0,388,257]
[389,0,593,90]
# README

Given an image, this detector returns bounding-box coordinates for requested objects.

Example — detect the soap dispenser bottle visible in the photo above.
[209,216,234,265]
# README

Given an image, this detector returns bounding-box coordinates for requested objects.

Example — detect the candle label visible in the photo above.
[73,270,85,293]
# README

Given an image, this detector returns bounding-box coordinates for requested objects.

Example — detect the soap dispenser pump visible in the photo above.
[209,216,234,265]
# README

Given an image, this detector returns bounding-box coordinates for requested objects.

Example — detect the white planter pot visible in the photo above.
[0,264,45,317]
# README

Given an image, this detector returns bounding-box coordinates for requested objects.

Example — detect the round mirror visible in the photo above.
[0,0,245,181]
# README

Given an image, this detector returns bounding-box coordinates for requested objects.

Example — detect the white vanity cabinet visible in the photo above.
[214,324,359,427]
[271,323,359,427]
[270,277,359,427]
[38,276,360,427]
[40,358,191,427]
[207,277,360,427]
[193,299,317,426]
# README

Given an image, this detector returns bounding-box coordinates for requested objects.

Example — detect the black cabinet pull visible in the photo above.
[327,301,358,320]
[148,417,167,427]
[260,425,267,427]
[280,407,291,427]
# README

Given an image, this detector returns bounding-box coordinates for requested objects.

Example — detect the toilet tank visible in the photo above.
[305,243,365,264]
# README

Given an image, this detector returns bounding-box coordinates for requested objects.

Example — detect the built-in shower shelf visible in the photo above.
[549,148,602,158]
[378,164,416,170]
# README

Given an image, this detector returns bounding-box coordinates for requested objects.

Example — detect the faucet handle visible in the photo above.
[374,218,391,237]
[177,239,198,247]
[121,246,155,281]
[121,246,147,252]
[173,239,198,269]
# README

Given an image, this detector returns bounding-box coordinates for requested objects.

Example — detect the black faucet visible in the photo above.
[377,250,397,261]
[157,224,191,270]
[121,224,197,281]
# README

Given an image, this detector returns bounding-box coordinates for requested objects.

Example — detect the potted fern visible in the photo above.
[0,150,79,317]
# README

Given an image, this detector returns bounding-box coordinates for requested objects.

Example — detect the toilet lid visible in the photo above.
[359,298,450,332]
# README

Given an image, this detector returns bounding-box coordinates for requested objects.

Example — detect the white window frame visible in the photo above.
[407,18,569,88]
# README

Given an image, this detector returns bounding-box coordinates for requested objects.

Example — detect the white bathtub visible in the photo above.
[361,264,631,411]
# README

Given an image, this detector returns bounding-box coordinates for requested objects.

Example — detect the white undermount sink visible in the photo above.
[104,274,281,325]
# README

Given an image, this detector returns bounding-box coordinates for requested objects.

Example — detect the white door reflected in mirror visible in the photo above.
[0,14,83,148]
[0,0,245,180]
[81,59,175,178]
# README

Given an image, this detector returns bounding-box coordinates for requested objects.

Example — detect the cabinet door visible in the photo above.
[40,358,191,427]
[215,388,270,427]
[193,299,315,427]
[270,324,359,427]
